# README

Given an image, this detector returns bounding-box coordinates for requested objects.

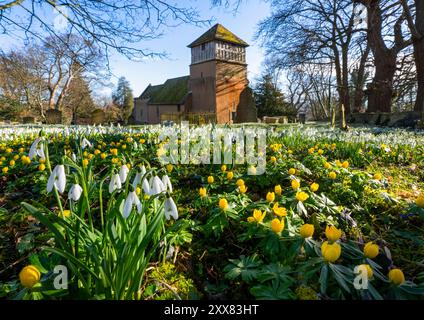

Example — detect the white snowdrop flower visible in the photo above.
[122,191,142,219]
[150,176,165,196]
[68,184,83,201]
[71,153,77,162]
[164,197,178,221]
[109,174,122,194]
[161,175,173,193]
[81,138,92,149]
[47,165,66,194]
[119,165,129,183]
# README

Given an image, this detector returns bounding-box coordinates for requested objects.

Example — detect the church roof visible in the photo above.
[188,23,249,48]
[141,76,190,105]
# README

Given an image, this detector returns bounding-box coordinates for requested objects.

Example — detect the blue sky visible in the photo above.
[109,1,270,96]
[0,0,270,97]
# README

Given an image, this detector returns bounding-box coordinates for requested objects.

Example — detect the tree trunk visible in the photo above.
[414,0,424,115]
[353,44,370,112]
[365,0,405,113]
[367,54,397,112]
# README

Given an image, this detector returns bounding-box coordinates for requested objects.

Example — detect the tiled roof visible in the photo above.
[188,23,249,48]
[142,76,190,105]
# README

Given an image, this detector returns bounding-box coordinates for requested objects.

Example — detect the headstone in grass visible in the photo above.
[45,109,62,124]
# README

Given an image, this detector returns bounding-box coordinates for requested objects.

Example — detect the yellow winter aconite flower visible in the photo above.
[221,164,227,172]
[236,179,245,187]
[374,173,382,181]
[310,183,319,192]
[273,203,287,217]
[328,171,337,179]
[136,187,141,195]
[9,160,15,166]
[288,168,296,175]
[199,187,207,198]
[247,216,255,223]
[360,264,373,278]
[324,162,331,169]
[274,184,282,195]
[38,164,46,171]
[296,191,309,202]
[364,242,379,259]
[321,241,341,263]
[238,185,248,194]
[308,148,315,154]
[166,164,174,173]
[325,225,342,242]
[219,198,228,211]
[266,192,275,202]
[227,171,234,180]
[300,224,314,238]
[100,153,107,160]
[342,161,349,168]
[318,149,324,155]
[335,160,342,167]
[291,179,300,190]
[270,156,277,163]
[251,209,266,223]
[271,218,285,234]
[62,210,71,218]
[415,194,424,208]
[388,269,405,285]
[207,176,214,184]
[19,265,41,289]
[2,167,8,173]
[82,159,89,167]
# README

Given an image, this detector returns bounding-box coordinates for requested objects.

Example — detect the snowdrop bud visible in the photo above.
[119,165,129,184]
[68,184,83,201]
[109,174,122,194]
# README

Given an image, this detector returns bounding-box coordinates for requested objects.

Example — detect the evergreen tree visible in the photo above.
[112,77,134,123]
[254,74,293,117]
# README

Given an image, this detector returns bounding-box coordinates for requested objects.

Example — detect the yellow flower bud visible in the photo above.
[296,191,309,202]
[227,171,234,180]
[19,265,41,289]
[219,198,228,211]
[207,176,214,184]
[374,173,382,181]
[274,184,282,195]
[388,268,405,286]
[288,168,296,175]
[325,225,342,242]
[415,193,424,208]
[166,164,174,173]
[321,241,341,263]
[310,183,319,192]
[236,179,245,187]
[364,242,379,259]
[38,164,46,171]
[328,171,337,179]
[271,218,285,234]
[291,179,300,190]
[221,164,227,172]
[300,224,314,238]
[82,159,89,167]
[342,161,349,168]
[266,192,275,202]
[238,185,248,194]
[199,187,207,198]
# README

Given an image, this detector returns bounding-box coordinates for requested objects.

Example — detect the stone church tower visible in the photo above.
[188,24,257,123]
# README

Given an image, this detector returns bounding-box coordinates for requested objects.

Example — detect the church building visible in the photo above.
[131,24,257,124]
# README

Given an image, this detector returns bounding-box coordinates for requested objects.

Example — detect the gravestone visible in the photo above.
[45,109,62,124]
[22,116,35,124]
[235,87,258,123]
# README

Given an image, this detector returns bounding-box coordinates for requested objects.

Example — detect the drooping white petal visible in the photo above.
[36,144,45,160]
[142,179,151,195]
[132,172,142,189]
[68,184,83,201]
[46,166,57,193]
[29,138,41,159]
[123,192,136,219]
[109,174,122,194]
[54,165,66,194]
[164,197,178,221]
[71,153,77,162]
[119,165,129,183]
[140,165,147,176]
[162,175,173,193]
